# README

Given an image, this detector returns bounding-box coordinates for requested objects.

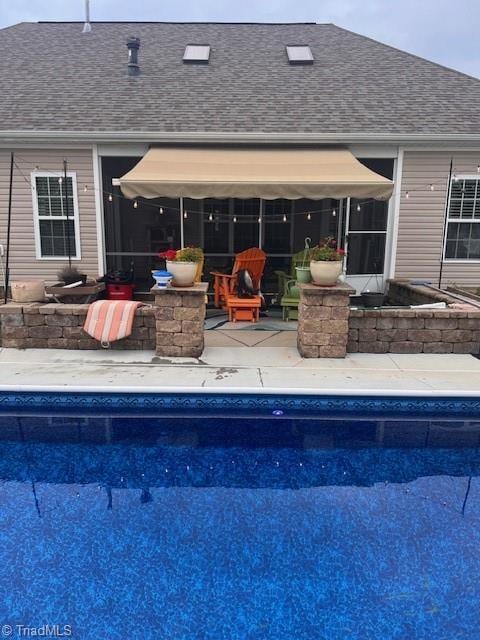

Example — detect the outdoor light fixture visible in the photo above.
[184,211,188,219]
[283,214,287,222]
[233,216,237,223]
[307,212,311,220]
[356,204,361,212]
[133,200,138,208]
[332,209,337,217]
[430,183,434,191]
[108,193,113,202]
[83,184,88,192]
[159,207,164,214]
[208,213,213,221]
[405,191,410,199]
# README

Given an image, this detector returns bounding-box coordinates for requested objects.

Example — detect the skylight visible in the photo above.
[286,45,314,65]
[183,44,211,63]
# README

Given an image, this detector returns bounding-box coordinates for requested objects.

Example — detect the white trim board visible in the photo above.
[387,149,404,279]
[92,145,106,276]
[30,170,82,261]
[5,131,480,145]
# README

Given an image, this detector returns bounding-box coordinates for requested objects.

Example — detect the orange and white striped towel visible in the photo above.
[83,300,143,347]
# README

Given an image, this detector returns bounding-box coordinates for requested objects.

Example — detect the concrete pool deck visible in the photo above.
[0,347,479,396]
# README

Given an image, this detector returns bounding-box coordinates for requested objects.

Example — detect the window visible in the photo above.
[286,45,314,65]
[444,177,480,260]
[183,44,210,63]
[32,173,80,259]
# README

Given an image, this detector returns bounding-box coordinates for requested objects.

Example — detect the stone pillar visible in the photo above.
[297,282,354,358]
[152,283,208,358]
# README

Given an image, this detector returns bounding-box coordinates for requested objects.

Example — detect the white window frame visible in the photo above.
[443,174,480,264]
[31,171,81,261]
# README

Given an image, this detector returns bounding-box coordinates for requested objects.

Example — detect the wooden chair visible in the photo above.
[280,279,301,321]
[211,248,266,322]
[211,247,267,308]
[274,249,311,298]
[226,296,261,323]
[274,249,312,320]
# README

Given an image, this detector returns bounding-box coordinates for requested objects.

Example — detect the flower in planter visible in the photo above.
[175,247,204,263]
[157,247,204,287]
[158,247,204,263]
[309,237,344,286]
[158,249,178,262]
[310,237,345,262]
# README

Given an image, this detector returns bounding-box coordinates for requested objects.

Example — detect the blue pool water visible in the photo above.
[0,409,479,639]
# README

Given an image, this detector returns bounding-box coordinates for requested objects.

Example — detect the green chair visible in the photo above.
[280,279,301,321]
[274,250,312,320]
[274,250,311,294]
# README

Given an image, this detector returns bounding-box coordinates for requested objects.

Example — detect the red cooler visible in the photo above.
[106,283,135,301]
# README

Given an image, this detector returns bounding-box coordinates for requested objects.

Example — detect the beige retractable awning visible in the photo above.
[119,147,394,201]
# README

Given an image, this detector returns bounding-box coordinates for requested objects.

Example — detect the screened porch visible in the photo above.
[102,155,393,298]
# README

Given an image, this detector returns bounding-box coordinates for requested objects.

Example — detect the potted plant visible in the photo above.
[309,237,345,286]
[295,238,312,283]
[57,265,87,286]
[295,264,311,283]
[158,247,204,287]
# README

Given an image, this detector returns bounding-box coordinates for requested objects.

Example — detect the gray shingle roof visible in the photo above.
[1,21,480,135]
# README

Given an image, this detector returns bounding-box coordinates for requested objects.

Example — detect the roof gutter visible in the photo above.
[1,130,480,146]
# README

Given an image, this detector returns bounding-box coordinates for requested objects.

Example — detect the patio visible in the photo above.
[0,347,479,395]
[205,307,297,348]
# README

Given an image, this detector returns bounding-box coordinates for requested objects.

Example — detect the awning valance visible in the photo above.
[119,147,394,201]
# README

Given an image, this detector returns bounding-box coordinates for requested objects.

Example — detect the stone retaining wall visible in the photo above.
[297,282,355,358]
[0,284,208,357]
[348,308,480,354]
[0,303,156,350]
[388,280,456,306]
[153,283,208,358]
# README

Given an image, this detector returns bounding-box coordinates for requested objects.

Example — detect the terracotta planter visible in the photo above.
[166,260,198,287]
[310,260,343,286]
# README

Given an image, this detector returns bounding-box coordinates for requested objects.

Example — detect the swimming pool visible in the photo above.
[0,400,479,639]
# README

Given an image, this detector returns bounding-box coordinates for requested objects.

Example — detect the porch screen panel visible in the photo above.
[233,199,260,252]
[346,158,394,276]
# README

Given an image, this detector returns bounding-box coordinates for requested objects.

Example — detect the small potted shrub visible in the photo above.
[309,237,345,286]
[57,265,87,286]
[158,247,203,287]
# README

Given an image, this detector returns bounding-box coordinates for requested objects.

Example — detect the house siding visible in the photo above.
[0,148,99,284]
[395,150,480,286]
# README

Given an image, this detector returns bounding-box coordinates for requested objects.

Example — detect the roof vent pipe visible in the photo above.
[82,0,92,33]
[127,37,141,76]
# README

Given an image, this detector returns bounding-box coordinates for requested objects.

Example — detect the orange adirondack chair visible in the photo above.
[211,248,266,322]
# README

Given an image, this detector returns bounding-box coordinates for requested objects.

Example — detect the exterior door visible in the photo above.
[343,197,389,293]
[343,159,394,294]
